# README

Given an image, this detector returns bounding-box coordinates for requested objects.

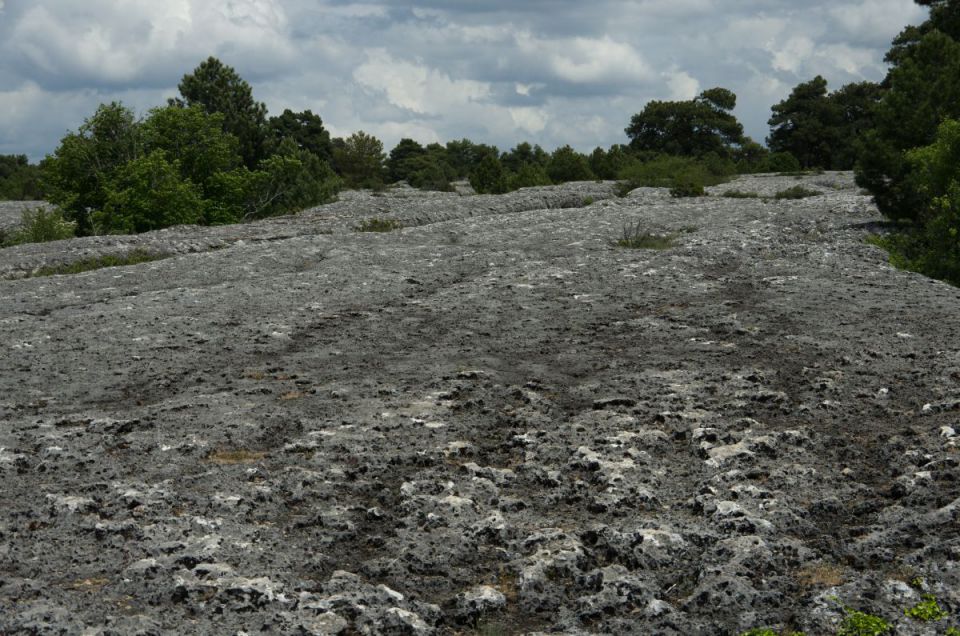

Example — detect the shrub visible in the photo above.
[768,151,801,173]
[6,207,76,245]
[904,594,949,621]
[355,218,402,232]
[774,185,820,200]
[617,154,733,196]
[670,177,706,198]
[837,609,891,636]
[616,221,679,249]
[722,190,760,198]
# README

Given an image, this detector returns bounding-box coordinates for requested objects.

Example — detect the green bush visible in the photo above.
[546,145,594,183]
[768,151,802,173]
[774,185,820,200]
[722,190,760,198]
[617,154,734,196]
[904,594,949,621]
[355,218,402,232]
[670,177,706,198]
[5,207,76,245]
[837,609,891,636]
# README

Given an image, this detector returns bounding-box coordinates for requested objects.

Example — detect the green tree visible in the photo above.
[95,150,204,234]
[589,145,632,180]
[469,154,508,194]
[507,162,552,190]
[266,109,332,161]
[386,138,427,183]
[626,87,745,157]
[331,131,386,189]
[405,144,455,191]
[41,102,141,234]
[141,105,242,193]
[175,57,268,168]
[732,137,770,173]
[501,142,549,173]
[768,76,881,169]
[768,76,839,168]
[444,139,499,178]
[0,155,43,200]
[856,2,960,221]
[546,145,594,183]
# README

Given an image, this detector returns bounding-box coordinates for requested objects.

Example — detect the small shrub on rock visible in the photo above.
[722,190,760,199]
[837,608,891,636]
[670,178,706,198]
[356,218,402,232]
[6,207,76,245]
[774,185,820,200]
[616,220,679,249]
[904,594,948,621]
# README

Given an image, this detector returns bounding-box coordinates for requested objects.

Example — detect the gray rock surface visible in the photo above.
[2,174,959,634]
[0,200,51,234]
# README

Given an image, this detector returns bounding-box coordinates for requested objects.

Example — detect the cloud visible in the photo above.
[0,0,932,161]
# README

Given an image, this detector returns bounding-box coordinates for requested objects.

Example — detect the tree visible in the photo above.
[507,162,552,190]
[469,154,508,194]
[546,145,594,183]
[175,57,268,168]
[626,88,744,157]
[386,138,427,183]
[589,145,632,180]
[332,131,386,189]
[767,76,838,169]
[140,105,242,193]
[501,142,548,173]
[767,76,881,169]
[856,25,960,220]
[0,155,43,200]
[41,102,141,234]
[96,150,204,234]
[267,109,332,162]
[444,139,499,178]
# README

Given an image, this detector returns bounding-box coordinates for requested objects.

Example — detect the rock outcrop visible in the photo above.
[1,174,959,634]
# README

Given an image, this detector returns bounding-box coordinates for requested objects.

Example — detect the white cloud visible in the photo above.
[509,107,548,134]
[665,71,700,100]
[0,0,933,160]
[353,49,491,114]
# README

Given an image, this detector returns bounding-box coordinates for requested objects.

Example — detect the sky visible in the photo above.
[0,0,929,162]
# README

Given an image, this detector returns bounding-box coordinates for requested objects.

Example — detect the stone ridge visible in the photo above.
[1,173,959,635]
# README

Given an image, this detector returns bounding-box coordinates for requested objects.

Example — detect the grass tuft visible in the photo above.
[774,185,821,200]
[355,218,402,232]
[722,189,760,199]
[28,249,169,278]
[206,449,267,465]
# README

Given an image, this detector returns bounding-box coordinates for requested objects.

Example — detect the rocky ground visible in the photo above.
[1,173,959,635]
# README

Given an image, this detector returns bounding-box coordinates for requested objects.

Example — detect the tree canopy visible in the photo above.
[175,57,268,168]
[625,88,745,158]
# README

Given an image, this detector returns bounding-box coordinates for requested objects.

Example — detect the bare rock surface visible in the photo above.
[2,174,960,634]
[0,201,50,234]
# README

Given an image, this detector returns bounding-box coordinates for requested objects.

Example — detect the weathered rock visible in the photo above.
[1,174,960,633]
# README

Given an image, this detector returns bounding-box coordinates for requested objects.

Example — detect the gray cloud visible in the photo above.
[0,0,928,161]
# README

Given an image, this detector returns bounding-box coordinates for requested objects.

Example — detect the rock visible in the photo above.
[3,174,960,634]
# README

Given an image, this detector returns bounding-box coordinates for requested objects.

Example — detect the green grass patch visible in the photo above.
[355,217,402,232]
[722,189,760,199]
[774,185,821,200]
[30,249,169,278]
